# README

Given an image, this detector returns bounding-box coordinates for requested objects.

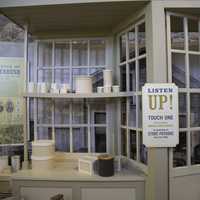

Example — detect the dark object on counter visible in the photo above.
[50,194,64,200]
[98,154,114,177]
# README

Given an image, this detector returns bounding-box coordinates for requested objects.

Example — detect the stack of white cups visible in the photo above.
[103,69,112,93]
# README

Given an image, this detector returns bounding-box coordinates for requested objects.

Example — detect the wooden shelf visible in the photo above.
[23,92,134,99]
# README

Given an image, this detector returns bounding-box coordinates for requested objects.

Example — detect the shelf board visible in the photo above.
[23,92,134,99]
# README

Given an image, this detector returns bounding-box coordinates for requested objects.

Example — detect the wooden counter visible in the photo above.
[11,163,146,200]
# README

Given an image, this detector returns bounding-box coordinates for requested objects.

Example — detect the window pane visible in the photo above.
[179,93,187,128]
[120,34,126,63]
[129,96,136,127]
[138,96,142,128]
[90,40,105,66]
[188,19,199,52]
[90,102,106,124]
[190,93,200,127]
[72,40,88,66]
[128,29,135,59]
[121,98,127,126]
[191,131,200,165]
[91,127,106,153]
[138,23,146,55]
[130,130,136,160]
[121,128,127,156]
[55,128,70,152]
[173,132,187,167]
[55,43,70,66]
[37,99,52,124]
[120,65,126,92]
[72,127,88,152]
[190,54,200,88]
[139,132,147,164]
[72,100,87,124]
[54,100,70,124]
[138,58,146,90]
[38,42,52,67]
[37,127,52,140]
[129,62,136,91]
[38,69,52,83]
[72,68,88,91]
[172,53,186,88]
[89,68,104,92]
[171,16,185,50]
[55,69,70,84]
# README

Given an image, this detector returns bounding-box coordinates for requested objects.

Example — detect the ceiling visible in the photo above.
[0,1,148,38]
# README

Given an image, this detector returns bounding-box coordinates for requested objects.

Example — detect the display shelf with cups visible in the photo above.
[24,69,134,99]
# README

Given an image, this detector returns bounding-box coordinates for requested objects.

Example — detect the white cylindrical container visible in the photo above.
[76,76,92,94]
[97,86,104,94]
[103,69,112,86]
[28,82,35,93]
[104,86,112,93]
[31,140,55,170]
[0,156,8,173]
[112,85,120,93]
[11,155,20,173]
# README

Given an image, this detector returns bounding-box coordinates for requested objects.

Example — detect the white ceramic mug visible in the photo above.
[104,86,112,93]
[112,85,120,93]
[97,86,104,93]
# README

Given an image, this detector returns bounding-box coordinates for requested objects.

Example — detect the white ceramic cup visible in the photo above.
[112,85,120,93]
[28,82,35,93]
[104,86,112,93]
[97,86,104,93]
[0,156,8,173]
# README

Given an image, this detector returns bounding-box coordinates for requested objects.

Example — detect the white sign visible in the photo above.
[142,83,179,147]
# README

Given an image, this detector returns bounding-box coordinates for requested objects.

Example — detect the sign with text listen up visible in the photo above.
[142,83,179,147]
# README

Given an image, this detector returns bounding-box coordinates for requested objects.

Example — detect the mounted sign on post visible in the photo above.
[142,83,179,147]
